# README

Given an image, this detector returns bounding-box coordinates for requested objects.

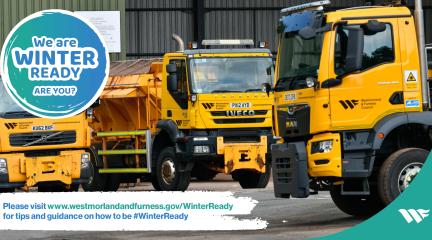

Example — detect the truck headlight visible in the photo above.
[81,153,90,168]
[194,145,210,154]
[0,158,7,174]
[311,140,333,154]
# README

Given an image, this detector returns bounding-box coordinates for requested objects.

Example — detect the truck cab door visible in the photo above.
[165,57,190,128]
[328,19,404,129]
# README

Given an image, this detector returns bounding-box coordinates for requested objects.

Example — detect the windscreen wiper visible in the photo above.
[244,88,263,92]
[211,90,242,93]
[1,111,36,118]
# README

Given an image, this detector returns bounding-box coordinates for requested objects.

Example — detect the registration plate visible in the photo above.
[230,102,251,108]
[284,93,297,101]
[32,125,54,131]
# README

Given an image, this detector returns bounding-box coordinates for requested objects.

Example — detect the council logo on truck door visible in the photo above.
[0,10,109,119]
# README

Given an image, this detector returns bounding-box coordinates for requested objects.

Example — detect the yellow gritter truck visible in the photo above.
[0,76,93,192]
[84,38,275,191]
[271,0,432,216]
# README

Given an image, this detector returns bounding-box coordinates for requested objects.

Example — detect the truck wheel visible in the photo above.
[330,185,384,217]
[103,174,121,191]
[151,174,162,191]
[378,148,427,205]
[82,159,107,192]
[38,184,79,192]
[193,165,218,181]
[233,158,271,189]
[233,169,271,189]
[0,188,15,193]
[154,147,191,191]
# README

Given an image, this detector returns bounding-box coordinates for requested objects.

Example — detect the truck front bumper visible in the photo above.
[216,136,267,174]
[271,132,343,198]
[0,150,91,188]
[271,142,309,198]
[177,134,272,174]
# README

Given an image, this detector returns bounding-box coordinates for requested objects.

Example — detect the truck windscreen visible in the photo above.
[275,32,323,91]
[189,57,274,94]
[0,78,26,116]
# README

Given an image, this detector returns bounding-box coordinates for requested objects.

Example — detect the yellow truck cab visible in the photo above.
[86,38,275,191]
[0,76,92,192]
[159,39,275,189]
[271,1,431,216]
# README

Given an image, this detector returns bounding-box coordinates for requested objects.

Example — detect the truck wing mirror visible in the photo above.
[343,27,364,74]
[166,63,177,74]
[363,20,386,35]
[262,83,272,96]
[91,98,101,108]
[167,75,178,92]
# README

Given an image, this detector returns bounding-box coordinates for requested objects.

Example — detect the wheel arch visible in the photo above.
[152,120,179,168]
[372,112,432,150]
[372,112,432,169]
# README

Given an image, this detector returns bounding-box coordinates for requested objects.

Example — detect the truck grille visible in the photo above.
[9,131,76,147]
[214,118,265,124]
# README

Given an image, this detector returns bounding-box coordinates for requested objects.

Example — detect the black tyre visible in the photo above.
[330,185,384,217]
[38,183,79,192]
[233,170,271,189]
[82,151,107,192]
[232,157,271,189]
[103,174,121,191]
[192,165,218,181]
[0,188,15,193]
[153,147,191,191]
[151,174,162,191]
[378,148,427,205]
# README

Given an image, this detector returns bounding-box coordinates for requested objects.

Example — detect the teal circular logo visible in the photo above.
[0,10,109,118]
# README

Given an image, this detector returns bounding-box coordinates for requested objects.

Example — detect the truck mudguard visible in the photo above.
[155,119,180,144]
[372,112,432,150]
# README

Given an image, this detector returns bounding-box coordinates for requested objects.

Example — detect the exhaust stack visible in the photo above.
[172,33,185,52]
[414,0,429,108]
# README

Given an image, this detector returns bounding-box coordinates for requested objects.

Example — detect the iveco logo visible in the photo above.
[226,110,255,117]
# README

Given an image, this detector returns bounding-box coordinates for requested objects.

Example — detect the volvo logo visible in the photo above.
[23,131,64,147]
[226,110,255,117]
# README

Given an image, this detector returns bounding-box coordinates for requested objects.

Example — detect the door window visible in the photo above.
[169,59,188,109]
[335,23,394,75]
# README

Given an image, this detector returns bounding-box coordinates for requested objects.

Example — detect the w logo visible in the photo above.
[399,209,430,223]
[339,100,359,110]
[4,123,17,129]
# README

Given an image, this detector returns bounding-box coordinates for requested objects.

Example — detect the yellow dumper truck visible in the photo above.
[85,38,275,191]
[0,77,93,192]
[271,0,432,216]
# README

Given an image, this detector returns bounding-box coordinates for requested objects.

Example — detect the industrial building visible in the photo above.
[0,0,430,59]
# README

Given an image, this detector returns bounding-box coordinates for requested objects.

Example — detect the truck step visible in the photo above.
[341,178,370,196]
[96,130,148,137]
[99,168,149,173]
[98,149,146,155]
